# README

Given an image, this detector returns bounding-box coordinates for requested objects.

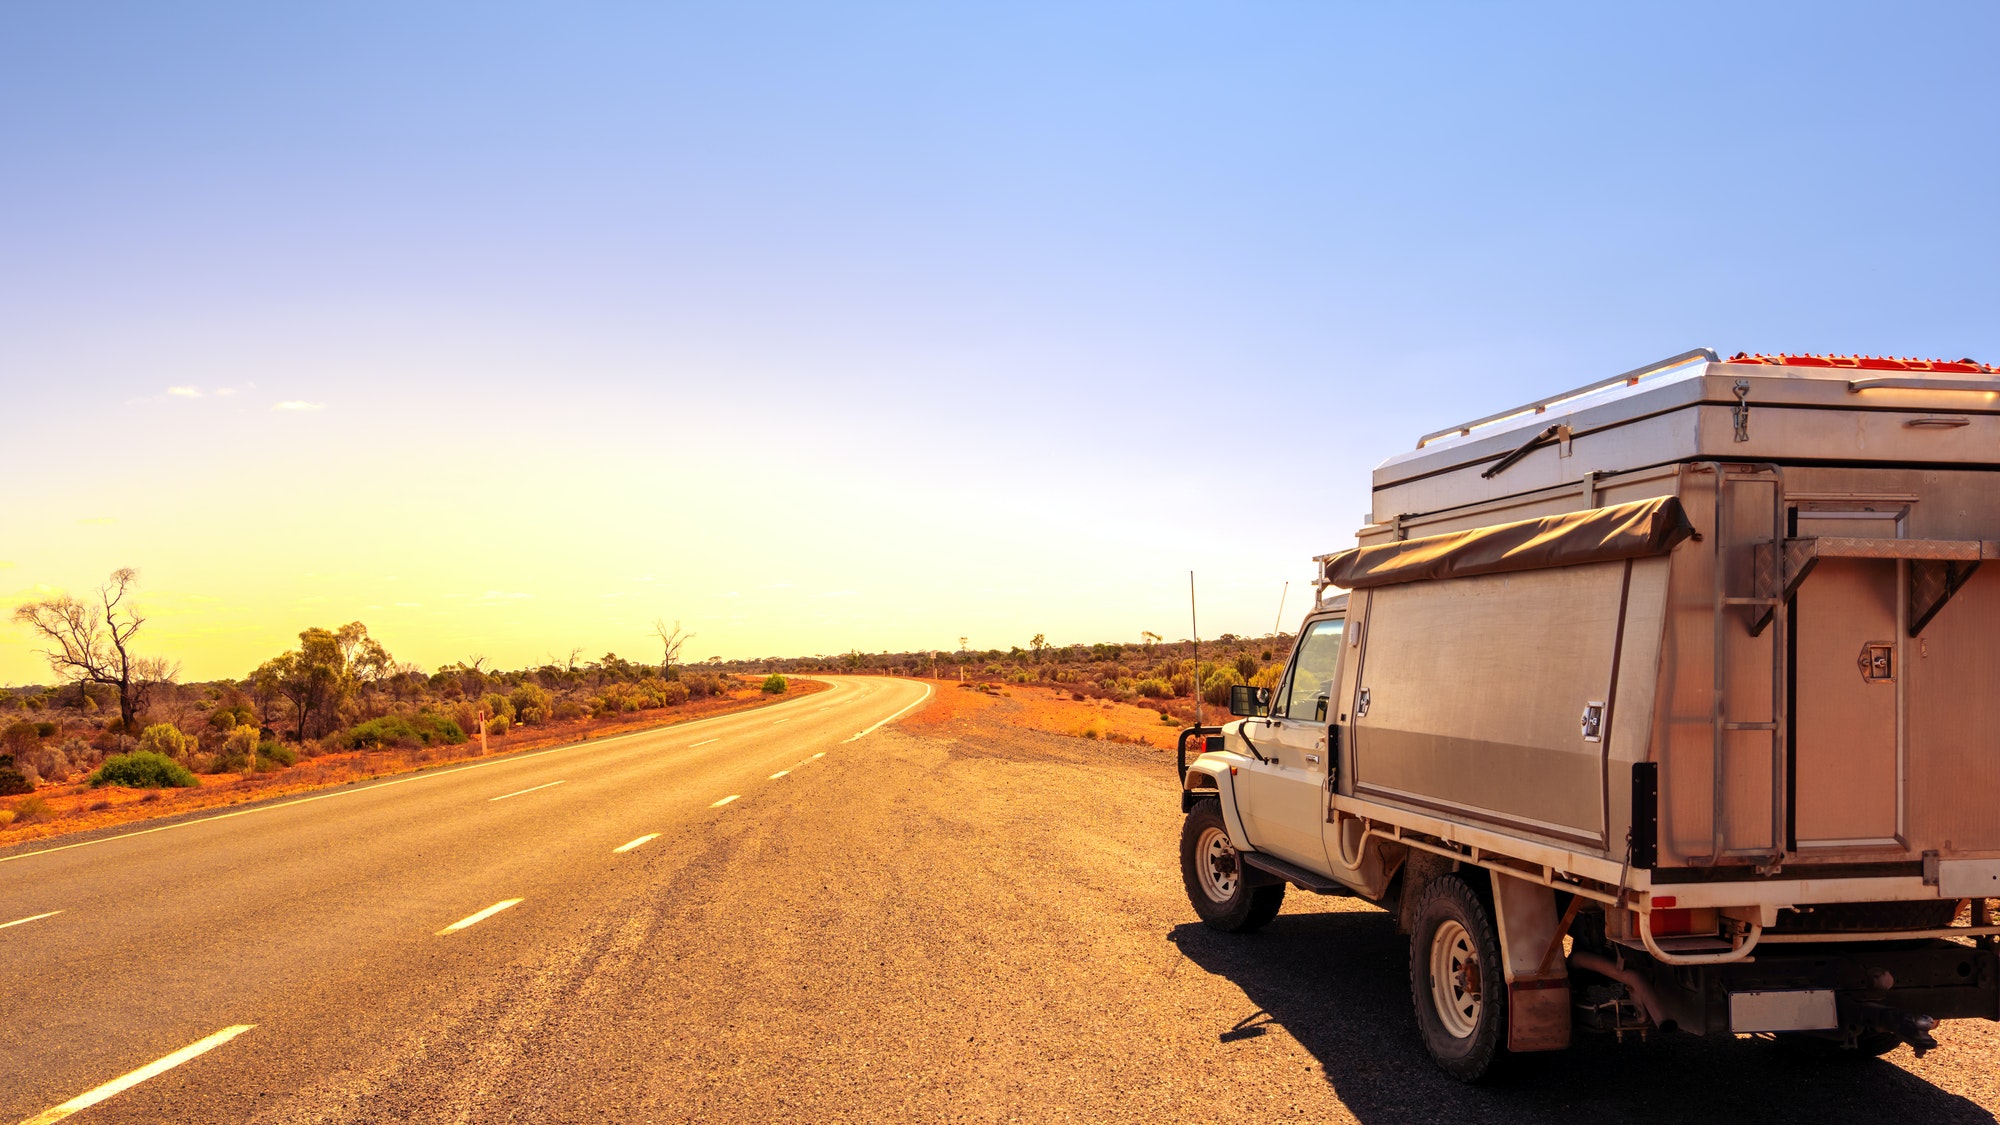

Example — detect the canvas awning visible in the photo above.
[1322,495,1697,590]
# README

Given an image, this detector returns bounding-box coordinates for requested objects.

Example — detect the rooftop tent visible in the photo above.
[1322,495,1696,590]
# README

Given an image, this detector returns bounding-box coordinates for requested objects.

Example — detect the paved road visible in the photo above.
[6,678,1997,1124]
[0,676,929,1124]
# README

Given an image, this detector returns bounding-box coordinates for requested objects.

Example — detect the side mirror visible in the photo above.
[1229,684,1270,718]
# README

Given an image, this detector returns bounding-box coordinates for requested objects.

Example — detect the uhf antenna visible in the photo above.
[1273,581,1288,636]
[1189,570,1201,728]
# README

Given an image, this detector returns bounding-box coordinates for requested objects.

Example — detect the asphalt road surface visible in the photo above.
[4,677,1997,1124]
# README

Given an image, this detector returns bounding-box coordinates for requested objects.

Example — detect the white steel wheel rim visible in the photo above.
[1196,826,1240,903]
[1428,919,1482,1039]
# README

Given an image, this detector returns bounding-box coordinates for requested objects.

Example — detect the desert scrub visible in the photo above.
[90,750,199,789]
[9,795,53,823]
[339,713,467,750]
[761,674,788,694]
[0,754,31,797]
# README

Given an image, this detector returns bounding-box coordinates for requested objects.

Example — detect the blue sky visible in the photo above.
[3,3,1996,680]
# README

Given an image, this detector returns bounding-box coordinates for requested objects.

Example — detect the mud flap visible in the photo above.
[1492,874,1573,1053]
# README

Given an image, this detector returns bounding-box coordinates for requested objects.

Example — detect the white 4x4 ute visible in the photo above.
[1177,349,2000,1082]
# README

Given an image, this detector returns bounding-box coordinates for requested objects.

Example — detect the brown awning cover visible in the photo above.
[1323,495,1696,590]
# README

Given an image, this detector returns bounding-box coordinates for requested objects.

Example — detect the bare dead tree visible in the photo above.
[12,567,172,730]
[652,619,694,675]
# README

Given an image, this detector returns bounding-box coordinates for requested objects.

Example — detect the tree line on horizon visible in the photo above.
[4,568,1296,797]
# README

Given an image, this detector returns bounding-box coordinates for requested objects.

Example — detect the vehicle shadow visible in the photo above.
[1169,905,1996,1125]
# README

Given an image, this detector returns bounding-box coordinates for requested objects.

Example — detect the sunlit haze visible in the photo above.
[4,3,1996,683]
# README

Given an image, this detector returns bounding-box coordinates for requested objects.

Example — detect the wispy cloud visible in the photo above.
[168,385,202,398]
[214,387,237,398]
[273,400,325,412]
[476,590,532,602]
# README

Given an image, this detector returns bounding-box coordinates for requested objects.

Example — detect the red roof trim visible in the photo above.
[1729,352,1995,375]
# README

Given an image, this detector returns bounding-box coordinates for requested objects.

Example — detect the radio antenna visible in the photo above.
[1273,581,1289,636]
[1189,570,1201,728]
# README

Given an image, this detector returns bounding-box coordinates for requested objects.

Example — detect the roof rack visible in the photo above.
[1415,348,1720,449]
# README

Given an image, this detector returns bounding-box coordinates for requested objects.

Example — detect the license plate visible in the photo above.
[1729,989,1838,1033]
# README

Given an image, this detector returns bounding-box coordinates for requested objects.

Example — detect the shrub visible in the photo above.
[11,799,53,828]
[90,751,199,789]
[258,741,298,767]
[485,715,510,736]
[509,683,550,725]
[339,713,468,750]
[0,754,32,796]
[761,674,788,695]
[551,699,586,721]
[662,681,691,706]
[1201,667,1244,708]
[1136,678,1172,700]
[1234,653,1258,680]
[136,723,194,760]
[481,693,516,725]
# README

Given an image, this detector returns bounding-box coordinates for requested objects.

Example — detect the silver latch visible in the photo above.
[1581,701,1606,742]
[1732,380,1752,442]
[1355,688,1371,718]
[1858,642,1894,683]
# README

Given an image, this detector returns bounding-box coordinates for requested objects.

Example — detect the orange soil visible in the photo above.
[0,677,828,849]
[901,679,1186,749]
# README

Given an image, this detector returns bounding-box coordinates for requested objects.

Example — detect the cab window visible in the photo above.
[1276,619,1345,722]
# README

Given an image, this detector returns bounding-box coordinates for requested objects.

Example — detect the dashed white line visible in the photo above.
[769,770,789,779]
[710,794,740,808]
[437,899,523,935]
[812,752,825,759]
[613,834,660,854]
[20,1024,255,1125]
[0,910,63,932]
[771,718,789,725]
[489,780,564,802]
[690,738,720,747]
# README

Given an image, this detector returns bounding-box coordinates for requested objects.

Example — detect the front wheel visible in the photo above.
[1409,875,1509,1082]
[1180,799,1284,932]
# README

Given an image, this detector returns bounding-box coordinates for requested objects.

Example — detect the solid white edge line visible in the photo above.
[20,1024,255,1125]
[613,833,660,854]
[768,771,789,779]
[0,910,63,932]
[0,678,854,867]
[488,779,565,802]
[437,898,523,935]
[812,752,825,759]
[710,794,740,808]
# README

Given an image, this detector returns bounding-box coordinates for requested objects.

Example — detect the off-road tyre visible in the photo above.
[1180,798,1285,933]
[1409,875,1509,1083]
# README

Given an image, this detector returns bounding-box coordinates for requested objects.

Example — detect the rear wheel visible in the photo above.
[1409,876,1508,1082]
[1180,799,1285,932]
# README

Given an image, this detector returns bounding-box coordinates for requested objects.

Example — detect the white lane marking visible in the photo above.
[771,718,789,725]
[768,771,789,779]
[0,680,843,867]
[613,834,660,854]
[437,898,523,935]
[812,752,825,759]
[690,738,720,747]
[0,910,63,932]
[489,780,565,802]
[845,682,933,742]
[20,1024,255,1125]
[710,794,740,808]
